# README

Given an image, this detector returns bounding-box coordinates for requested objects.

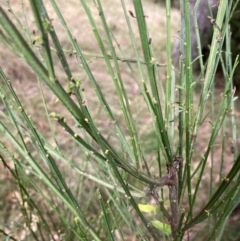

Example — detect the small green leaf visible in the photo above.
[190,81,196,88]
[175,85,185,90]
[208,121,213,127]
[138,204,158,215]
[151,220,171,236]
[231,96,238,102]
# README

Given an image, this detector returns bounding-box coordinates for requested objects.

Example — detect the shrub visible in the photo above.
[0,0,239,240]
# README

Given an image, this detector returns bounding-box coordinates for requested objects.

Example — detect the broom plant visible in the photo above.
[0,0,240,240]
